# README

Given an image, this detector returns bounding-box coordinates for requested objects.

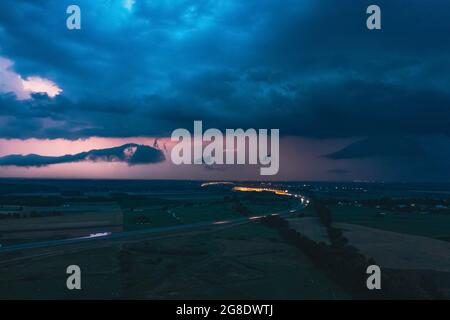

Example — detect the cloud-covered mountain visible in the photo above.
[0,144,165,167]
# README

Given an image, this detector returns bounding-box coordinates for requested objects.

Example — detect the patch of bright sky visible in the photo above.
[0,56,62,100]
[22,76,62,98]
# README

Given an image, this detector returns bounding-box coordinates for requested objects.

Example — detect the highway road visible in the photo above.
[0,208,301,254]
[0,193,307,254]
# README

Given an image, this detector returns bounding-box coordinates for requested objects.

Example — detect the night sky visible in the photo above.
[0,0,449,181]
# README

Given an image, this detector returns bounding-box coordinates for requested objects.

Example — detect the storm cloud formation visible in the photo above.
[325,137,426,160]
[0,1,450,181]
[0,0,449,140]
[0,144,165,167]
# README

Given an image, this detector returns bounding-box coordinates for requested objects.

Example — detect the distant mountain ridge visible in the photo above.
[0,143,165,167]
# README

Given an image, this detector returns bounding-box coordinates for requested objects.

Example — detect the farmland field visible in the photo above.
[1,179,450,299]
[0,222,348,299]
[331,205,450,240]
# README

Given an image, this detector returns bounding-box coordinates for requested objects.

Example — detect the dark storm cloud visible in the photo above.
[0,143,165,167]
[324,135,450,180]
[325,137,426,160]
[0,0,449,140]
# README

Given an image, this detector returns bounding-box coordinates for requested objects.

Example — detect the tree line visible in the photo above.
[261,200,445,299]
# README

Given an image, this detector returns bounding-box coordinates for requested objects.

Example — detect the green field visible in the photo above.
[121,190,296,230]
[331,205,450,240]
[170,202,239,224]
